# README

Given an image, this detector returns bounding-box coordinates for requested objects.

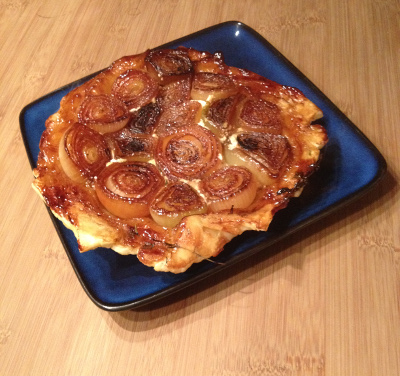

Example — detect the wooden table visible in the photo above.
[1,0,399,374]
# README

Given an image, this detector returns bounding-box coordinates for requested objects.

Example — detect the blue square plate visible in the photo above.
[20,21,386,311]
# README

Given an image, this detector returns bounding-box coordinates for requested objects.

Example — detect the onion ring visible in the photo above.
[150,182,207,227]
[95,161,164,218]
[59,123,110,182]
[155,125,222,180]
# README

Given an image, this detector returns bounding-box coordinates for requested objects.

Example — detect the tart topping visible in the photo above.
[200,166,258,213]
[155,125,222,180]
[145,48,193,84]
[236,132,291,176]
[150,182,207,228]
[112,69,158,110]
[191,72,237,101]
[95,161,164,218]
[59,123,110,182]
[237,98,282,134]
[77,95,130,134]
[128,102,161,134]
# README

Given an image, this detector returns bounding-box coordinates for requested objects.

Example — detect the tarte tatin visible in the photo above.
[33,47,328,273]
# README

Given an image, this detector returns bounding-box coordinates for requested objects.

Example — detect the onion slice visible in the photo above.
[191,72,237,101]
[59,123,110,182]
[112,69,158,110]
[224,147,274,186]
[236,98,282,134]
[200,166,258,213]
[236,132,291,176]
[224,132,291,185]
[95,161,164,218]
[105,131,156,161]
[145,48,193,84]
[156,101,202,136]
[128,101,161,134]
[205,95,238,137]
[158,77,192,108]
[78,94,130,134]
[150,182,207,227]
[155,125,222,180]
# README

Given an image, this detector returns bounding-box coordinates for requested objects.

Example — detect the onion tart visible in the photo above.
[33,47,328,273]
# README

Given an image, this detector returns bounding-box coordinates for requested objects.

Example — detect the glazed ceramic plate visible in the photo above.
[20,21,386,311]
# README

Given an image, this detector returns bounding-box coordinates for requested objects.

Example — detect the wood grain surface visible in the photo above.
[1,0,399,375]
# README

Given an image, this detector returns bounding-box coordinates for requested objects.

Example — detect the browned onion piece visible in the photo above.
[191,72,237,101]
[59,123,110,182]
[95,161,164,218]
[187,48,214,62]
[150,182,207,227]
[193,53,226,74]
[145,48,193,84]
[105,130,156,161]
[205,96,238,137]
[234,77,281,96]
[156,101,202,136]
[78,95,130,134]
[85,71,117,97]
[236,98,282,134]
[200,166,257,212]
[237,132,291,176]
[155,125,222,180]
[127,102,161,134]
[111,69,158,110]
[158,77,192,108]
[85,53,148,97]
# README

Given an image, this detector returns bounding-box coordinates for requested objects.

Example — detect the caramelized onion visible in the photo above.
[85,71,116,97]
[191,72,237,101]
[200,166,257,212]
[155,125,222,180]
[205,96,237,137]
[234,77,280,96]
[224,132,291,185]
[105,131,156,161]
[112,69,158,110]
[59,123,110,182]
[236,98,282,134]
[156,101,202,136]
[95,161,164,218]
[237,132,291,175]
[84,53,148,96]
[127,101,161,134]
[224,147,273,185]
[78,95,130,134]
[158,77,192,108]
[150,183,207,227]
[187,48,213,62]
[145,48,193,84]
[193,53,226,74]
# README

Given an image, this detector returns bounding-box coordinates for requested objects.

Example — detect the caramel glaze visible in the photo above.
[33,47,328,272]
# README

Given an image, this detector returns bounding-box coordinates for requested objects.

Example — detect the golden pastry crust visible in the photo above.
[33,47,328,273]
